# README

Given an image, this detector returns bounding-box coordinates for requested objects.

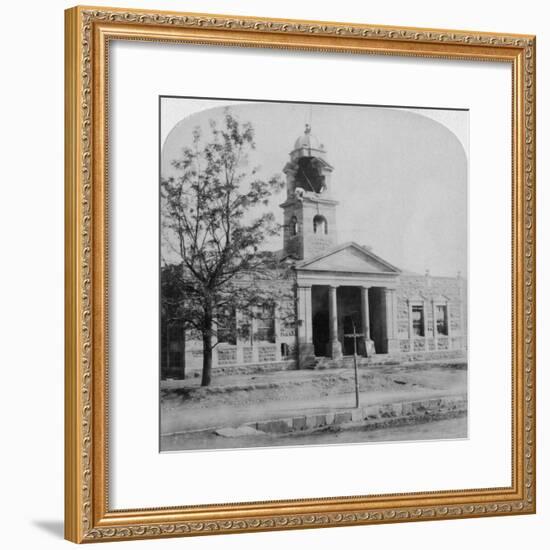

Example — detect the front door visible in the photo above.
[312,310,329,356]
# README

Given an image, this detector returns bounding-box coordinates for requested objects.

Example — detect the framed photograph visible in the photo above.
[65,5,536,543]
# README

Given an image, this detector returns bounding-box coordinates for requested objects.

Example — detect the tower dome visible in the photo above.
[293,124,325,154]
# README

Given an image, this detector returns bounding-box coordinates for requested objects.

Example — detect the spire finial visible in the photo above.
[304,123,311,134]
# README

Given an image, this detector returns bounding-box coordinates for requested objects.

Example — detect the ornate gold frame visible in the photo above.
[65,5,536,543]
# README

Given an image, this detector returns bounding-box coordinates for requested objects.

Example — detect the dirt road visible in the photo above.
[161,363,467,435]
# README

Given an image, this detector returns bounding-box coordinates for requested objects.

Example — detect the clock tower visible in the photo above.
[280,124,339,261]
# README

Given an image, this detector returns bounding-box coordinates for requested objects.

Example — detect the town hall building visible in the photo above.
[162,124,467,378]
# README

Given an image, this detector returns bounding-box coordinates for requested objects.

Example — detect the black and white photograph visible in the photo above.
[159,97,468,452]
[2,0,544,546]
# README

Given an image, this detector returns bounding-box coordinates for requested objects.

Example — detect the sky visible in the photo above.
[161,98,468,277]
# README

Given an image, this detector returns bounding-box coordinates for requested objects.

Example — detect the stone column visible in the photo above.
[392,289,399,339]
[384,288,399,354]
[235,308,244,364]
[327,285,343,359]
[305,290,313,344]
[250,309,258,363]
[273,304,282,361]
[408,300,414,342]
[422,300,428,349]
[445,300,453,350]
[446,301,452,339]
[361,286,375,356]
[297,285,315,367]
[458,274,465,351]
[432,299,438,351]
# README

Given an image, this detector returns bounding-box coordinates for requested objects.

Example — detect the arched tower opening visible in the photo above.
[313,215,328,235]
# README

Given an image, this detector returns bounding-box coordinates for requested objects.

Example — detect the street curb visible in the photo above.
[246,394,467,434]
[161,394,467,438]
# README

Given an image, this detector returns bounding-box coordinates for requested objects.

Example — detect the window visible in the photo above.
[436,304,448,335]
[290,216,298,236]
[313,214,328,234]
[217,307,237,345]
[411,305,424,337]
[238,311,252,343]
[255,303,275,342]
[281,343,290,358]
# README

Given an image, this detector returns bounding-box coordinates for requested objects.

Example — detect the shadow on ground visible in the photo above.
[32,520,64,539]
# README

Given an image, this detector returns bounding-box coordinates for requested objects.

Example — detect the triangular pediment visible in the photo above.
[297,242,400,274]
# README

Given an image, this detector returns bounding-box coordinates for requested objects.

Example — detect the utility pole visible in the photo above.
[344,321,362,408]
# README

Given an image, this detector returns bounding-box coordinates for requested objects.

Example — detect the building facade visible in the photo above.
[162,125,466,378]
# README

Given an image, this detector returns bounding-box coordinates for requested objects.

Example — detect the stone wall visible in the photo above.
[171,271,298,376]
[395,273,466,357]
[162,269,467,379]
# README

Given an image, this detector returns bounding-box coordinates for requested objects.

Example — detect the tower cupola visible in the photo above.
[280,125,339,260]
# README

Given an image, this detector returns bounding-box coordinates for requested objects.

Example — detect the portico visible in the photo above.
[295,242,401,365]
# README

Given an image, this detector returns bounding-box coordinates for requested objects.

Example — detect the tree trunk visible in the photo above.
[201,312,213,387]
